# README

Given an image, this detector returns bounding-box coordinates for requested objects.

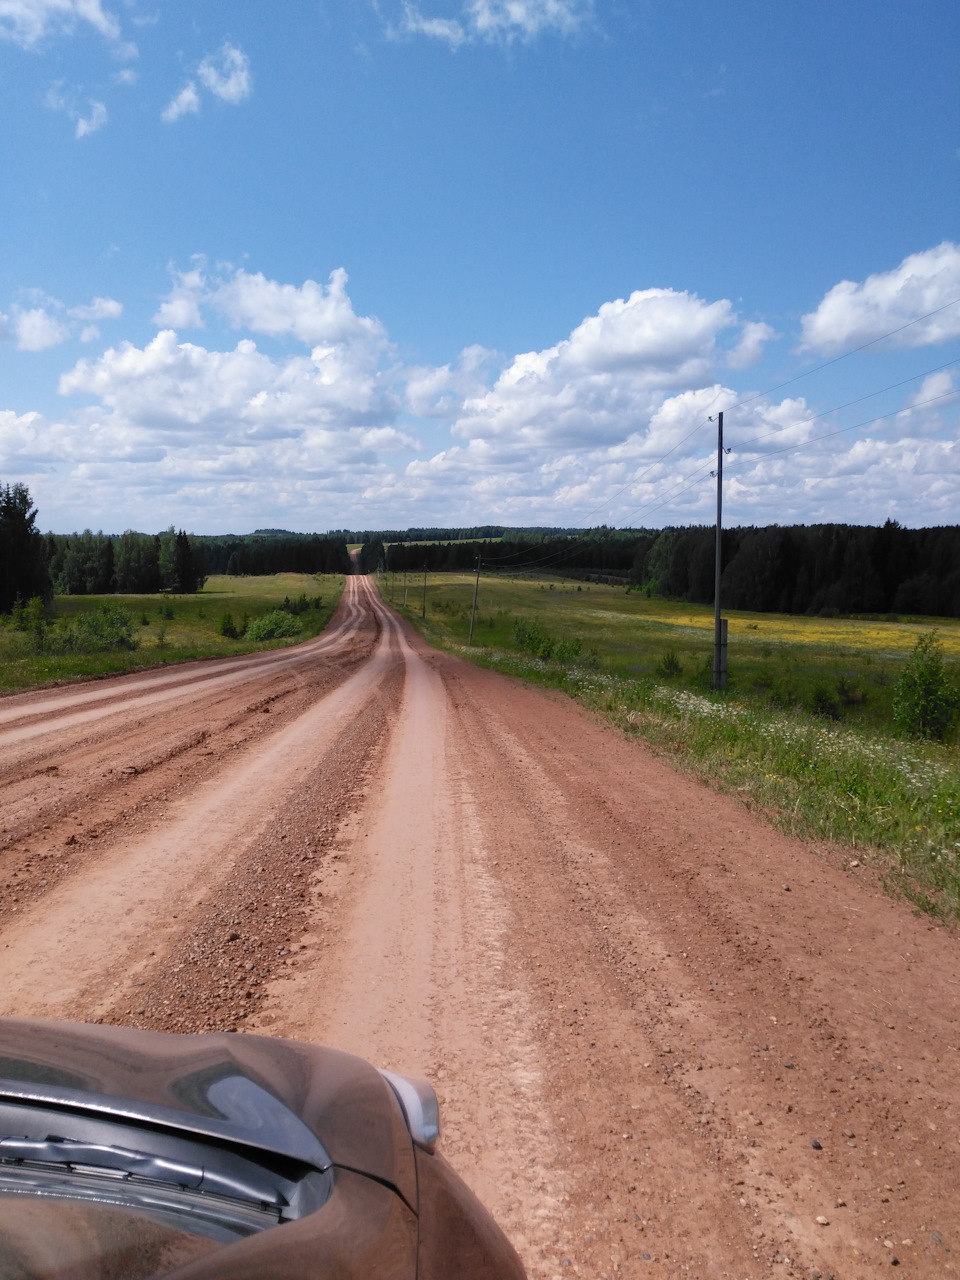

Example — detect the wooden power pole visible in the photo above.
[468,553,481,646]
[712,410,728,690]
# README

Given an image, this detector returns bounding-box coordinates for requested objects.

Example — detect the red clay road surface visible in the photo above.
[1,576,958,1279]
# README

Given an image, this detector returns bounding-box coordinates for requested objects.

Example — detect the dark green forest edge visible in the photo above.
[5,486,960,619]
[380,522,960,618]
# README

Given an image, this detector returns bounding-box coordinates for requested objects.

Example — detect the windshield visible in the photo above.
[0,1195,221,1279]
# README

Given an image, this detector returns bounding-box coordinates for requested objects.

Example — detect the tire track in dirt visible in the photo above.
[0,581,385,1016]
[0,581,376,926]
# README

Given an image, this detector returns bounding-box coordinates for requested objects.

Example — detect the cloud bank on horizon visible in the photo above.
[1,0,956,533]
[2,243,958,533]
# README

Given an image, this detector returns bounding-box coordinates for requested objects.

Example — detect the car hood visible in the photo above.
[0,1019,418,1211]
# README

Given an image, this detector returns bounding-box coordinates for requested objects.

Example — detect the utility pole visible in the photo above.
[712,410,728,690]
[468,553,482,646]
[421,563,427,619]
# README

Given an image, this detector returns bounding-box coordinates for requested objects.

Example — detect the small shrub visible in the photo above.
[245,610,302,641]
[43,604,139,655]
[278,593,320,616]
[218,611,239,639]
[514,617,553,660]
[554,637,583,664]
[809,684,842,720]
[655,649,683,678]
[835,675,867,706]
[11,597,29,630]
[139,612,150,626]
[892,631,959,741]
[769,681,799,710]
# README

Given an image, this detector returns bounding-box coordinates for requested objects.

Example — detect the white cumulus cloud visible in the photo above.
[404,344,498,416]
[0,0,124,47]
[75,99,107,137]
[45,82,111,138]
[397,0,591,44]
[14,307,70,351]
[802,242,960,353]
[161,81,201,123]
[197,43,251,104]
[467,0,590,40]
[69,295,122,321]
[727,320,776,370]
[906,368,956,409]
[210,268,386,348]
[7,290,122,350]
[401,4,466,47]
[151,267,206,328]
[450,287,735,450]
[152,264,388,354]
[162,44,251,123]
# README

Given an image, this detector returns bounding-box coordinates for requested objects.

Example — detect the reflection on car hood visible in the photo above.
[0,1020,418,1211]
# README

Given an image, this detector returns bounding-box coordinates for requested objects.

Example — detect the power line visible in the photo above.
[398,317,960,578]
[572,295,960,531]
[615,381,959,529]
[473,374,957,572]
[725,386,960,471]
[730,356,960,453]
[726,294,960,414]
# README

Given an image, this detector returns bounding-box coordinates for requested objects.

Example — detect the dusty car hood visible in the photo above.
[0,1019,418,1211]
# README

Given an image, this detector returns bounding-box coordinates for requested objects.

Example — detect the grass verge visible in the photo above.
[0,573,346,693]
[378,570,960,924]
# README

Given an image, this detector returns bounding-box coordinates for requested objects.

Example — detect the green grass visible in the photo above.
[378,569,960,923]
[0,573,345,693]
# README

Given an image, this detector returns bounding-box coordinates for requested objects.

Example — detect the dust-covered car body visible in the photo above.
[0,1019,525,1279]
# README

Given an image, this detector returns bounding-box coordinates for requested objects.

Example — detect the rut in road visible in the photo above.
[1,574,958,1280]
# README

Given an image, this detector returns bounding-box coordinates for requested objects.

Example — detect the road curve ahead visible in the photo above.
[1,575,958,1279]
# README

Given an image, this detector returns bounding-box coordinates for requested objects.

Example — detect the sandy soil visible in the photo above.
[1,575,958,1279]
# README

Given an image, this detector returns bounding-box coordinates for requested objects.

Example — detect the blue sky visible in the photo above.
[1,0,958,534]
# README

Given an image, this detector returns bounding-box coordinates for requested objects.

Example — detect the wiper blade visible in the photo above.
[0,1135,281,1205]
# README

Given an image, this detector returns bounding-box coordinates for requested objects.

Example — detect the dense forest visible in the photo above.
[330,525,580,545]
[5,519,350,601]
[385,521,960,618]
[197,532,350,576]
[1,481,958,618]
[44,529,206,595]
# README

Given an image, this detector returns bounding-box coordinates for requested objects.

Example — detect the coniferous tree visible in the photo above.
[0,481,50,613]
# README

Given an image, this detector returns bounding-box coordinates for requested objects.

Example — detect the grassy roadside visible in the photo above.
[0,573,346,693]
[378,570,960,923]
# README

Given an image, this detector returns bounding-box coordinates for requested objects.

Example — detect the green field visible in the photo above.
[0,573,346,693]
[379,568,960,922]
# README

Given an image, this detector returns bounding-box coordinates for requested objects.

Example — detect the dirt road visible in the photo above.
[1,576,958,1278]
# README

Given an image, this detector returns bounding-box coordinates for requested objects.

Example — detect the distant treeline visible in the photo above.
[330,524,583,545]
[40,528,350,594]
[2,479,958,619]
[44,529,206,595]
[386,522,960,619]
[198,534,350,576]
